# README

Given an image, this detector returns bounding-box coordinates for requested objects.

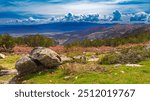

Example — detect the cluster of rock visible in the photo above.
[16,47,62,76]
[73,55,99,62]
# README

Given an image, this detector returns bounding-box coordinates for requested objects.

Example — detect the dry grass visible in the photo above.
[60,63,107,75]
[13,45,115,54]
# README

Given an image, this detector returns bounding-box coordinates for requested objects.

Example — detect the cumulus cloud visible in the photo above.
[79,14,100,22]
[112,10,122,21]
[59,13,100,22]
[130,12,149,21]
[10,17,42,24]
[1,11,150,25]
[62,13,78,22]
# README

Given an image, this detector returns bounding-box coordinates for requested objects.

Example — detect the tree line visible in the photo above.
[65,31,150,48]
[0,34,55,52]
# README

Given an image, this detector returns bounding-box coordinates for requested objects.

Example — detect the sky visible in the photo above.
[0,0,150,24]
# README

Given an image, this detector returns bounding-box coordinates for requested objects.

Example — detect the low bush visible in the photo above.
[99,53,121,64]
[99,46,150,64]
[0,34,15,51]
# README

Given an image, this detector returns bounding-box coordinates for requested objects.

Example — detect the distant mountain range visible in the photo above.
[0,22,112,35]
[0,22,149,45]
[50,24,150,44]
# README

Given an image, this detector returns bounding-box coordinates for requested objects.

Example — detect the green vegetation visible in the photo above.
[1,53,150,84]
[0,55,20,70]
[0,75,15,84]
[0,55,20,84]
[100,46,150,64]
[21,59,150,84]
[17,34,55,47]
[65,32,150,48]
[0,34,55,52]
[1,31,150,84]
[0,34,15,51]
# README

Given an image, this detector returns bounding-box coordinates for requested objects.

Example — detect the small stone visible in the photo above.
[64,76,71,80]
[0,53,6,59]
[145,43,150,50]
[61,55,72,62]
[114,64,122,68]
[126,64,142,67]
[88,58,99,62]
[120,71,125,74]
[49,80,52,83]
[75,76,78,80]
[38,72,42,75]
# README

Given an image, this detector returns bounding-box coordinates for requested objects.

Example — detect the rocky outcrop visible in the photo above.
[15,47,62,76]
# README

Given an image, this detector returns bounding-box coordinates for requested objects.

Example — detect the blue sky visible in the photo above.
[0,0,150,24]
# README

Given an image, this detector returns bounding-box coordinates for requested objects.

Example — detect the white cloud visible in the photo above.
[130,12,149,21]
[1,11,150,25]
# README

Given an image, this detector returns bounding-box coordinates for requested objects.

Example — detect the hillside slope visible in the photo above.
[86,24,150,40]
[52,24,150,44]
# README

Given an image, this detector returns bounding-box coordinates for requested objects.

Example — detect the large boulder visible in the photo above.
[16,55,43,75]
[30,47,62,68]
[0,53,6,59]
[15,47,62,76]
